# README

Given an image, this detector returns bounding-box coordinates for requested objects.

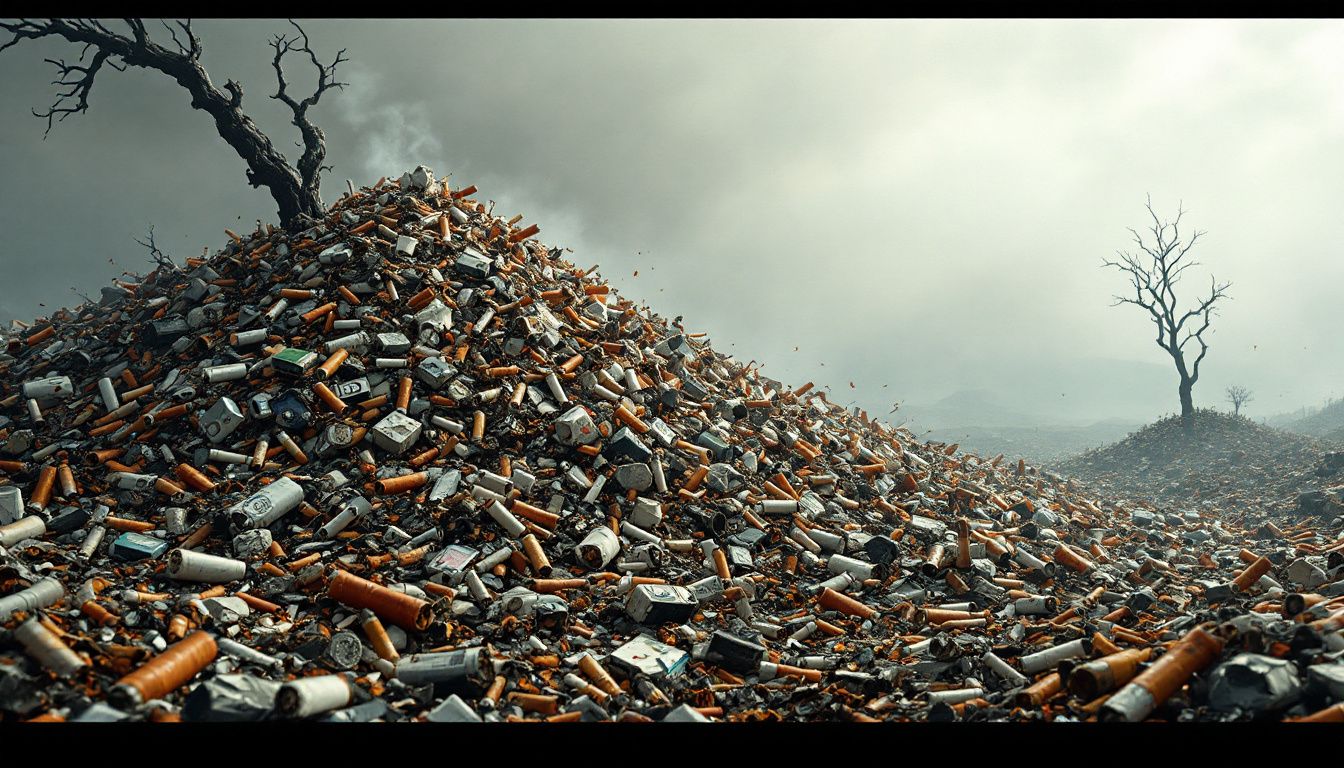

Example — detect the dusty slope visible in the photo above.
[1054,409,1334,510]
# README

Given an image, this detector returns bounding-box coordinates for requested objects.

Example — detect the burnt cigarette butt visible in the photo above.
[110,631,217,709]
[326,569,433,631]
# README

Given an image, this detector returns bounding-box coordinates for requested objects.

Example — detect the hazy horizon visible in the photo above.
[2,19,1342,432]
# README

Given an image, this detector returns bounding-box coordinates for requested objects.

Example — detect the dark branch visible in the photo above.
[1102,196,1231,418]
[268,19,347,199]
[0,17,338,229]
[32,48,112,137]
[134,225,178,272]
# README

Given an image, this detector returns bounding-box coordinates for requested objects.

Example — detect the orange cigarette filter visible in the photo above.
[312,382,348,413]
[82,600,120,626]
[396,376,413,411]
[361,610,400,662]
[30,465,57,510]
[155,476,185,497]
[521,533,552,577]
[578,653,623,696]
[407,287,435,310]
[1122,627,1224,714]
[955,518,973,569]
[1016,672,1062,707]
[614,404,649,433]
[341,285,368,306]
[712,547,731,580]
[1067,647,1152,699]
[27,325,56,346]
[532,578,586,593]
[376,471,428,495]
[1287,703,1344,723]
[234,591,282,614]
[684,465,709,492]
[105,516,156,533]
[509,692,558,715]
[175,463,216,493]
[1053,543,1094,573]
[509,223,541,243]
[818,587,878,619]
[151,403,189,423]
[774,663,824,683]
[326,569,433,631]
[408,447,440,468]
[510,497,559,529]
[112,631,217,707]
[1232,556,1272,591]
[317,348,348,379]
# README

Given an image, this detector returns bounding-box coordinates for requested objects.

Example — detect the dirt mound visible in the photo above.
[1054,409,1332,510]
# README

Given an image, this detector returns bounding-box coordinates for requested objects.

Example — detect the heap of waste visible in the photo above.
[1,167,1342,723]
[1054,410,1333,512]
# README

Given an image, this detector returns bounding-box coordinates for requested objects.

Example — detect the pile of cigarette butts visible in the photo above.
[1,166,1342,722]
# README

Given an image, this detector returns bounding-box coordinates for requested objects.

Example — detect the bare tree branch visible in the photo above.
[1225,385,1253,416]
[134,225,179,273]
[268,19,347,203]
[1101,197,1231,425]
[0,17,340,229]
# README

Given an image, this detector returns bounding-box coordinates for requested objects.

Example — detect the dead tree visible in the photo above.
[1225,385,1252,416]
[0,19,347,230]
[1102,196,1231,429]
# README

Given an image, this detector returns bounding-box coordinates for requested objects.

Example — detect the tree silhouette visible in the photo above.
[1225,385,1252,416]
[1102,196,1231,429]
[0,18,347,229]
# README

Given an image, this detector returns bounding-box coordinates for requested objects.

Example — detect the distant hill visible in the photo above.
[1052,409,1333,509]
[923,421,1140,464]
[1274,397,1344,440]
[900,388,1043,430]
[901,388,1141,464]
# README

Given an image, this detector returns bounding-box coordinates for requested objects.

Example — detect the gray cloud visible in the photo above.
[1,19,1341,428]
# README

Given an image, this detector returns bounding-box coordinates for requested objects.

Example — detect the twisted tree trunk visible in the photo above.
[0,19,346,230]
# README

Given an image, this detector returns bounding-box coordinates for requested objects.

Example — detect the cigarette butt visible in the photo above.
[1287,703,1344,723]
[104,516,155,533]
[509,223,540,243]
[29,465,57,511]
[234,591,282,614]
[326,569,433,631]
[818,587,878,619]
[110,631,217,709]
[521,533,552,577]
[312,382,348,413]
[361,609,400,662]
[712,547,731,580]
[1232,556,1272,592]
[508,692,558,715]
[317,348,348,379]
[376,472,428,494]
[396,375,413,411]
[175,463,216,493]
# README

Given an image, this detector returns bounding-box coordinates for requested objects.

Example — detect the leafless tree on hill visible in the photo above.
[1225,385,1253,416]
[1102,196,1231,430]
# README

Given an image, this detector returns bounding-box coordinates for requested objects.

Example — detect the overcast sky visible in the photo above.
[1,19,1342,427]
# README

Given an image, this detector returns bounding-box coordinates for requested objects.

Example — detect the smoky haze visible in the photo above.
[1,19,1342,435]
